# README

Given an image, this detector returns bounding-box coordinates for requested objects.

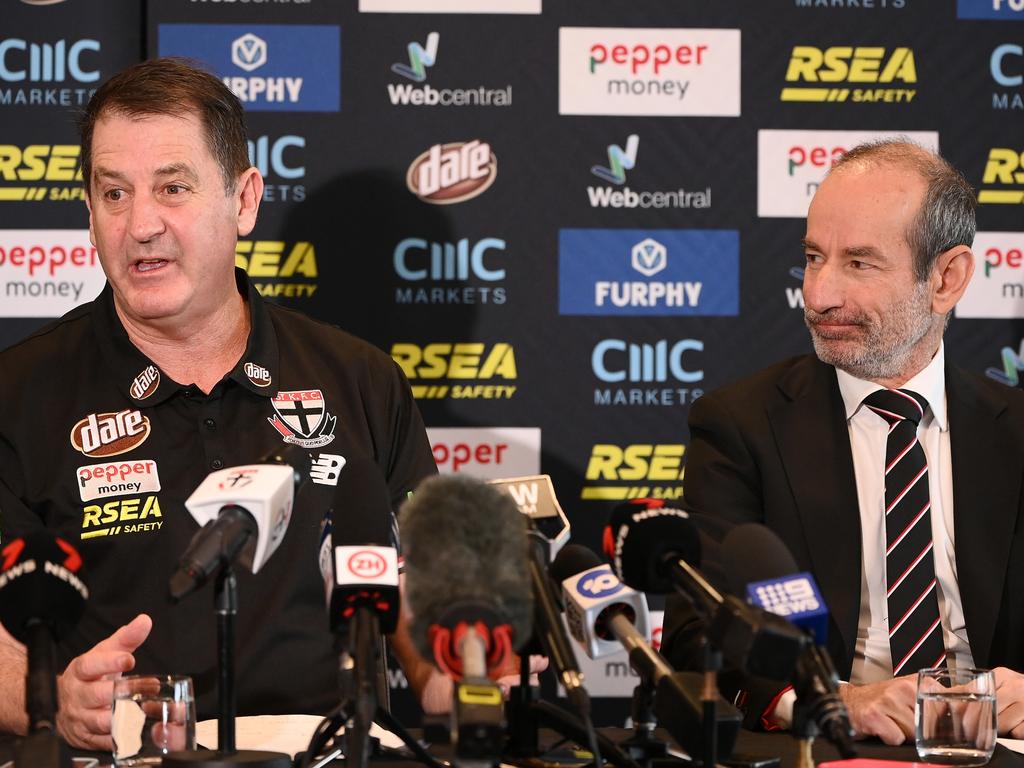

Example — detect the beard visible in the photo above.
[804,279,938,382]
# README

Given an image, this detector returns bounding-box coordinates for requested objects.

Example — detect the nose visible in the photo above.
[127,191,166,243]
[803,260,844,315]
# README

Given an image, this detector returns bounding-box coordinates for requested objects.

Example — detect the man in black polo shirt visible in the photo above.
[0,58,439,750]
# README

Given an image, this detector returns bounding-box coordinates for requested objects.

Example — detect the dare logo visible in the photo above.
[781,46,917,103]
[391,342,517,400]
[70,410,151,458]
[581,444,685,501]
[406,141,497,204]
[129,365,160,400]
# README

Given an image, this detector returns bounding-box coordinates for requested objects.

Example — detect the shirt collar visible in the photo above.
[835,341,948,431]
[93,268,280,406]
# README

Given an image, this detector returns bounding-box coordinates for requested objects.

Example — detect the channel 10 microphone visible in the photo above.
[169,445,309,601]
[0,532,88,734]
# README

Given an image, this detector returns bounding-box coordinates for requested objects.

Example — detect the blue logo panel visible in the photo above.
[158,24,341,112]
[559,228,739,316]
[957,0,1024,19]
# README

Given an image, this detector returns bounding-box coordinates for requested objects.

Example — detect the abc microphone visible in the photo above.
[169,445,309,601]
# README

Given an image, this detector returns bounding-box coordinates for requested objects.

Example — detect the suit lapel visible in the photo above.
[767,356,862,672]
[947,366,1018,667]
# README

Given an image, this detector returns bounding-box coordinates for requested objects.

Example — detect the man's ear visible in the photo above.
[931,245,974,316]
[235,167,264,237]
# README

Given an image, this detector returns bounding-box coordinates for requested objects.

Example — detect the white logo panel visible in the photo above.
[427,427,540,479]
[958,232,1024,318]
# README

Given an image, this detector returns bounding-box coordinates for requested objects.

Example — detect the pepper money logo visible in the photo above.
[406,141,497,204]
[391,342,517,400]
[70,410,152,458]
[957,233,1024,318]
[580,444,685,501]
[781,46,917,103]
[0,144,84,202]
[978,148,1024,204]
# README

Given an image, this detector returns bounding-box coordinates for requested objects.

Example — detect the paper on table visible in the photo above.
[196,714,403,758]
[998,738,1024,754]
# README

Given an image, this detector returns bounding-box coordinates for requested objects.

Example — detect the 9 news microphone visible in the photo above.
[0,532,88,768]
[169,445,309,601]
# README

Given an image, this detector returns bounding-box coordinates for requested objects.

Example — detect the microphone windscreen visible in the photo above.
[0,531,88,643]
[400,474,532,659]
[330,455,395,546]
[549,544,604,585]
[722,523,800,594]
[604,503,701,593]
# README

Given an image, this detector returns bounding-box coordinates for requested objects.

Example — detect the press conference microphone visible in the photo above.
[169,445,309,601]
[550,544,742,759]
[723,524,855,759]
[0,532,87,768]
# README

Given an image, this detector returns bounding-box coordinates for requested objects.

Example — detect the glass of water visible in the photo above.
[111,675,196,766]
[916,667,996,766]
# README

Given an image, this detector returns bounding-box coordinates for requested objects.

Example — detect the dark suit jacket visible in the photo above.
[661,354,1024,726]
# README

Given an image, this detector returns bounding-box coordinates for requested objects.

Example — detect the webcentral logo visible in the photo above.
[0,38,100,108]
[986,338,1024,386]
[406,141,497,204]
[592,338,704,407]
[781,46,917,103]
[992,44,1023,111]
[393,237,507,305]
[587,134,711,209]
[978,148,1024,204]
[559,229,739,316]
[387,33,511,107]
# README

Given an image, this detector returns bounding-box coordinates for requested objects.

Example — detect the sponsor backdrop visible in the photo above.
[2,0,1023,724]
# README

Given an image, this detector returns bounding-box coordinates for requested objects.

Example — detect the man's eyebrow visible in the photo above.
[800,239,885,260]
[153,162,200,183]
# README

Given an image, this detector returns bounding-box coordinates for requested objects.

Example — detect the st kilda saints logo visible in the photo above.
[267,390,337,448]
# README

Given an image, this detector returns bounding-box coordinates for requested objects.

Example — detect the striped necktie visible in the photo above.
[863,388,947,676]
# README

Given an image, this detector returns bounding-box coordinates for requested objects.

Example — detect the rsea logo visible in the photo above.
[992,44,1024,111]
[781,46,917,103]
[559,229,739,317]
[958,0,1024,19]
[391,343,517,400]
[559,27,740,116]
[0,144,84,202]
[158,24,340,111]
[235,240,318,299]
[978,148,1024,204]
[406,141,497,204]
[588,134,711,210]
[581,444,685,501]
[592,338,704,407]
[393,237,507,305]
[957,233,1024,318]
[0,38,100,108]
[427,427,541,478]
[757,129,939,218]
[0,230,103,317]
[248,134,305,202]
[388,32,511,107]
[986,338,1024,386]
[81,496,164,540]
[360,0,540,12]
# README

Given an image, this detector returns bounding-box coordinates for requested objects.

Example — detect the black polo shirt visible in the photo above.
[0,269,437,718]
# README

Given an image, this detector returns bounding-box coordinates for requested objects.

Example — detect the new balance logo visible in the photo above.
[310,453,346,486]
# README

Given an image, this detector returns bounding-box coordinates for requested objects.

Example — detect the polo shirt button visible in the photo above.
[204,418,216,430]
[211,458,223,469]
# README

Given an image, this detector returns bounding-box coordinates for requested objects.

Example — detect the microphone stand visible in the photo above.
[14,621,72,768]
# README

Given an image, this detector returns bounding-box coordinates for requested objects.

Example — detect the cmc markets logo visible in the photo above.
[957,233,1024,319]
[0,144,84,202]
[978,148,1024,204]
[391,342,517,400]
[235,240,318,299]
[958,0,1024,19]
[559,27,740,116]
[987,338,1024,386]
[0,230,104,318]
[580,444,685,501]
[248,134,305,202]
[781,46,917,103]
[588,134,711,210]
[757,129,939,218]
[592,338,704,407]
[406,141,497,204]
[992,44,1023,111]
[427,426,541,478]
[157,23,340,111]
[388,32,512,107]
[393,237,507,305]
[559,229,739,317]
[0,38,100,107]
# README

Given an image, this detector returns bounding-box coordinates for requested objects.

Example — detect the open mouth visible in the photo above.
[133,259,168,273]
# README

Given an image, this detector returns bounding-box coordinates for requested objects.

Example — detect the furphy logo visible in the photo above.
[559,229,739,317]
[80,496,163,540]
[235,240,318,298]
[957,233,1024,318]
[958,0,1024,19]
[406,141,497,204]
[592,338,704,407]
[77,459,161,503]
[70,410,151,458]
[360,0,540,12]
[393,237,507,305]
[387,33,511,107]
[992,45,1023,111]
[0,38,100,107]
[428,427,541,478]
[559,27,740,116]
[158,24,340,112]
[588,135,711,210]
[978,148,1024,204]
[757,130,939,218]
[0,230,103,317]
[129,365,160,400]
[781,46,917,103]
[0,145,84,202]
[391,343,517,400]
[581,444,685,501]
[987,338,1024,386]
